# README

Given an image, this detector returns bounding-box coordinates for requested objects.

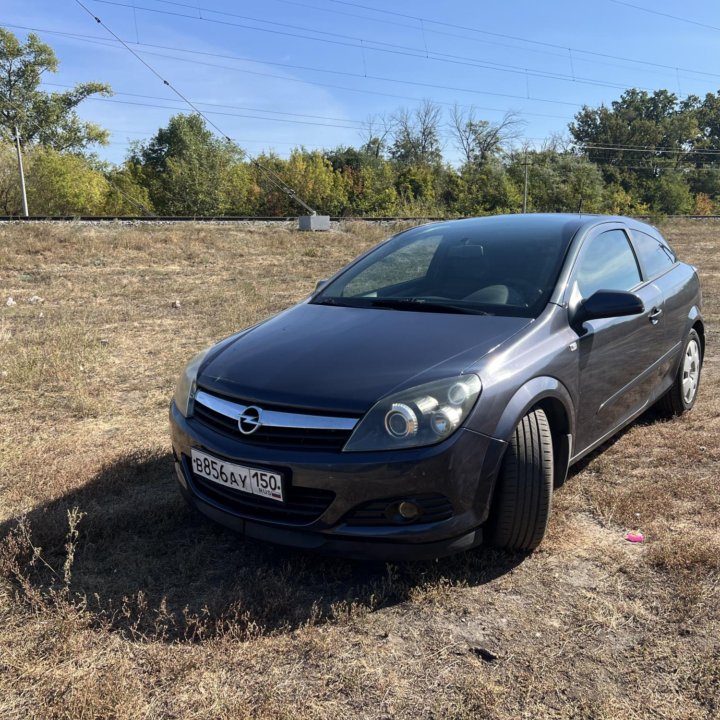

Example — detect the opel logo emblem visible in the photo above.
[238,406,263,435]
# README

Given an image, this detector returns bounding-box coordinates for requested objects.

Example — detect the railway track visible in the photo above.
[1,215,719,222]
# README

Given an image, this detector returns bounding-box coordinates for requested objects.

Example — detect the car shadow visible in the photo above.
[565,403,673,479]
[0,449,525,643]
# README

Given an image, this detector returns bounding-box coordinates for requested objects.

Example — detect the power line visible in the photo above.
[576,143,720,156]
[74,1,228,139]
[32,91,720,158]
[42,81,367,125]
[71,0,319,214]
[104,139,329,150]
[135,45,581,108]
[104,174,156,215]
[16,58,720,156]
[127,0,720,82]
[3,22,574,119]
[90,111,720,158]
[606,0,720,33]
[255,0,680,81]
[139,0,688,85]
[82,96,364,130]
[13,12,720,163]
[54,23,580,108]
[92,0,649,94]
[71,95,510,148]
[327,0,720,80]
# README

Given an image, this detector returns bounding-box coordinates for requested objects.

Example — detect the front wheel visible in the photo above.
[657,329,703,417]
[489,408,554,552]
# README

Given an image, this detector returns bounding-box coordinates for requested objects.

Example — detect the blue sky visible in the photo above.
[3,0,720,164]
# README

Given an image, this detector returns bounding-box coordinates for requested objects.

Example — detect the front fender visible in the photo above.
[470,375,576,506]
[490,376,575,447]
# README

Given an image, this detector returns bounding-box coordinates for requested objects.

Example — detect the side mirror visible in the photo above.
[314,279,329,292]
[574,290,645,326]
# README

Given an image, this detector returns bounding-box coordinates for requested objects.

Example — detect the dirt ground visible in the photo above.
[0,218,718,719]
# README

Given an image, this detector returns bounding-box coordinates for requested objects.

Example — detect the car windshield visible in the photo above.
[312,218,578,318]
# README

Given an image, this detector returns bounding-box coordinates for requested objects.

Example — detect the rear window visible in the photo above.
[630,230,676,279]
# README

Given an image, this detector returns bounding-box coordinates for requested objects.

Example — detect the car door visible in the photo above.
[628,227,702,398]
[568,226,665,454]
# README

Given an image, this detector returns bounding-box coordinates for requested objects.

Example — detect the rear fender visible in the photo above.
[666,305,704,380]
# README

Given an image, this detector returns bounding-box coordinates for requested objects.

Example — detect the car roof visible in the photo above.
[416,213,655,235]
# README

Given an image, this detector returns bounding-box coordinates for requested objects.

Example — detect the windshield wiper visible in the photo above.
[312,297,361,307]
[313,297,340,305]
[369,298,489,315]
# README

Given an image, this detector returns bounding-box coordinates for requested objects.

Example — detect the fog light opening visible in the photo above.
[398,501,421,521]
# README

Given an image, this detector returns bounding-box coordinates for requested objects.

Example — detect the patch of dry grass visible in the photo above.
[0,218,718,719]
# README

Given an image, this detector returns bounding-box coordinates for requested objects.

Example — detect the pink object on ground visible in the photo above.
[625,531,645,543]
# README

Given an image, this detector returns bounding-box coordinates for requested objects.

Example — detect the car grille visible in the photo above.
[187,461,335,525]
[192,393,355,452]
[343,494,454,526]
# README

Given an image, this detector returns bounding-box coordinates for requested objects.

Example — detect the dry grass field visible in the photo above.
[0,218,718,719]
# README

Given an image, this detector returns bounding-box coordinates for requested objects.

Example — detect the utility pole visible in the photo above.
[14,126,29,217]
[522,147,529,214]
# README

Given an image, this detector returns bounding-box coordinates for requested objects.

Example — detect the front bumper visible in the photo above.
[169,402,506,560]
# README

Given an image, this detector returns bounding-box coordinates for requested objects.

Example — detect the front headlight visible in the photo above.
[343,374,482,452]
[173,348,210,417]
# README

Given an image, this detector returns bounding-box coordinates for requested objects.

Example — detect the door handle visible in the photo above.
[649,307,663,324]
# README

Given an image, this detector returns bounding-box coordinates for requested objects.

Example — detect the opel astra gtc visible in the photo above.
[169,214,703,559]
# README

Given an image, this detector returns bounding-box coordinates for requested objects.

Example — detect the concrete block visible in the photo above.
[298,215,331,231]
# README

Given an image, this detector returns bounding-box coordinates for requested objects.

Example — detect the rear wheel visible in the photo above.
[489,408,554,551]
[658,329,702,417]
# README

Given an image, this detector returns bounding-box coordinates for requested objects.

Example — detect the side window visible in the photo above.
[341,235,441,297]
[630,230,676,279]
[575,230,641,299]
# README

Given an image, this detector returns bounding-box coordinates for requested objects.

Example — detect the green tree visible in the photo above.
[131,114,245,215]
[450,106,524,166]
[354,162,399,215]
[324,145,365,174]
[603,185,649,215]
[253,149,349,215]
[645,169,693,214]
[0,29,111,151]
[569,89,699,212]
[570,89,695,167]
[102,162,155,216]
[219,161,260,215]
[454,161,520,216]
[0,143,21,213]
[508,150,605,213]
[687,92,720,202]
[389,101,443,168]
[25,148,110,215]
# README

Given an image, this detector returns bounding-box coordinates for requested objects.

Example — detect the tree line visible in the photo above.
[1,29,719,217]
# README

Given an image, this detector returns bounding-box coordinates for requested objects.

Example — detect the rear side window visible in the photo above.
[630,230,676,279]
[575,229,642,298]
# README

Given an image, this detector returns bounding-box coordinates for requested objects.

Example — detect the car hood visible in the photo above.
[198,303,532,414]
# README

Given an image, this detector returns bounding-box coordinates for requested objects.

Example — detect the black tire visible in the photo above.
[489,408,554,552]
[657,329,703,417]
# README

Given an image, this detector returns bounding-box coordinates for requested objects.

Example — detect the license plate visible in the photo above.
[190,449,284,502]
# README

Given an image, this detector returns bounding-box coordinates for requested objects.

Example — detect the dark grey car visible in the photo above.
[169,214,704,559]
